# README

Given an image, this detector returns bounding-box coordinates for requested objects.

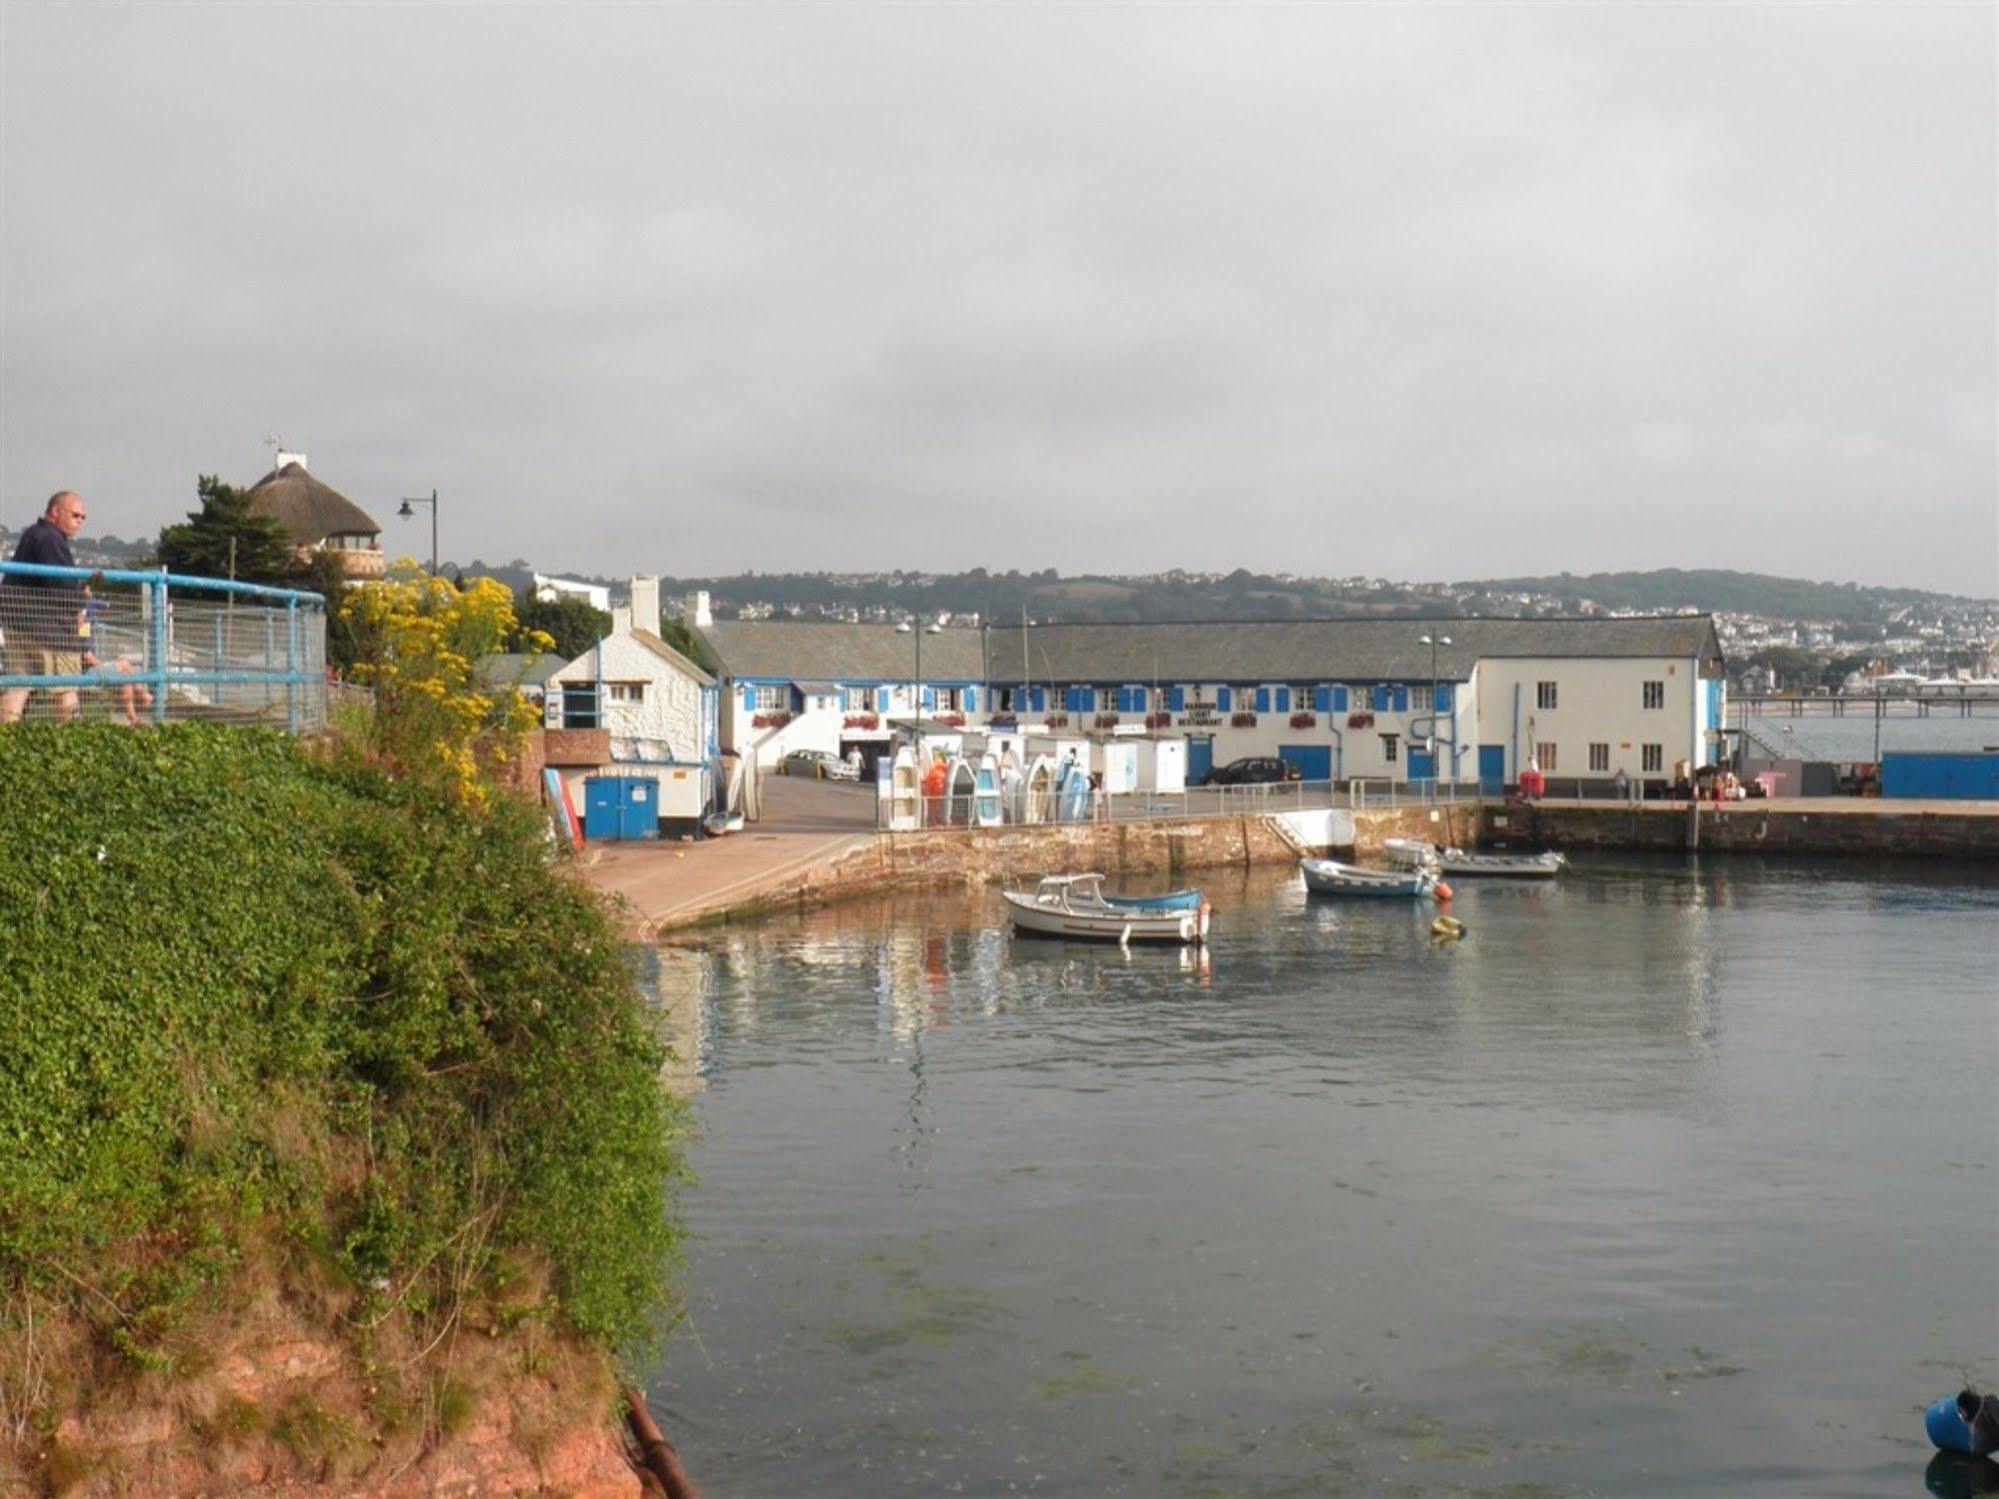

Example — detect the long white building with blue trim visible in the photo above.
[689,602,1727,793]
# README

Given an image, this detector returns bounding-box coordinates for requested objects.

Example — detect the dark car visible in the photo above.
[1201,756,1302,786]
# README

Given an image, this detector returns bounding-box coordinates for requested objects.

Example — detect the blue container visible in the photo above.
[1927,1393,1976,1455]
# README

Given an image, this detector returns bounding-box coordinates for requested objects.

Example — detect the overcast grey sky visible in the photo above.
[2,3,1993,594]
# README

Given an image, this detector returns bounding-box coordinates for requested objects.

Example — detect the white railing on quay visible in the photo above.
[878,776,1488,831]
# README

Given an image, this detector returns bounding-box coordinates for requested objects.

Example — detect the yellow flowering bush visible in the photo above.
[340,563,553,805]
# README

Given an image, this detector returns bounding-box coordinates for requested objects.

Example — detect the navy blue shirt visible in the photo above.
[5,517,83,646]
[10,517,79,581]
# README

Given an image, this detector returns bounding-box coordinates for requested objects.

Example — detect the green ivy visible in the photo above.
[0,725,686,1357]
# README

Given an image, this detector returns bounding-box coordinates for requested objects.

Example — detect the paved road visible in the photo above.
[580,773,878,938]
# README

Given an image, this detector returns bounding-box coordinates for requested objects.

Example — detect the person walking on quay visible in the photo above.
[1,491,97,724]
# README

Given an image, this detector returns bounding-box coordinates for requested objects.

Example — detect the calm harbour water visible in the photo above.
[638,853,1998,1498]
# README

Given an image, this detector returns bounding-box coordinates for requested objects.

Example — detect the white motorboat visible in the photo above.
[1300,858,1438,898]
[1384,838,1565,878]
[1003,874,1211,945]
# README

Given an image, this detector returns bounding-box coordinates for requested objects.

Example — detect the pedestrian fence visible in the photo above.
[0,561,328,730]
[879,776,1487,831]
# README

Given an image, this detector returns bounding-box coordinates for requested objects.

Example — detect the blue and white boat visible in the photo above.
[1300,857,1438,898]
[1004,874,1210,945]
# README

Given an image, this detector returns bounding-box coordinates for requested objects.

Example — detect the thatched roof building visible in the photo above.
[246,457,384,576]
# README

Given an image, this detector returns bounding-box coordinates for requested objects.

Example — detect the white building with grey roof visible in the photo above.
[691,601,1728,792]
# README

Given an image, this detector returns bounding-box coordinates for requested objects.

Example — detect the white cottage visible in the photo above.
[545,577,720,836]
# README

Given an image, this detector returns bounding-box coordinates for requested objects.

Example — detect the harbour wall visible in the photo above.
[649,802,1480,934]
[1504,800,1999,859]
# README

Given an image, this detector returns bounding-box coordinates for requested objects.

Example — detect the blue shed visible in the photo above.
[1880,753,1999,800]
[583,776,660,840]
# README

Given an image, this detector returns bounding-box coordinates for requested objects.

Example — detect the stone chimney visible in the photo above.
[687,590,712,628]
[630,575,660,631]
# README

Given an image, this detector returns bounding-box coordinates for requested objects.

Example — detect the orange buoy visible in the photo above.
[1433,879,1454,902]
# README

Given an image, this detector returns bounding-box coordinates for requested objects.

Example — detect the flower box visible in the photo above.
[1230,712,1258,729]
[752,711,794,729]
[1347,712,1375,729]
[1094,714,1121,730]
[843,713,880,730]
[1046,713,1071,728]
[988,714,1019,731]
[936,713,966,728]
[1289,712,1317,729]
[1144,712,1172,730]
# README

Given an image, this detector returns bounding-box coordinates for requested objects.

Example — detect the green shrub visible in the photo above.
[0,724,685,1358]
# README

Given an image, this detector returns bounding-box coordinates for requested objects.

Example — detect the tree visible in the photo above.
[341,566,553,807]
[155,475,300,586]
[653,614,704,662]
[509,588,610,659]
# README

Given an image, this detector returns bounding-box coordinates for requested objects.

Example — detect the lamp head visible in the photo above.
[397,499,416,519]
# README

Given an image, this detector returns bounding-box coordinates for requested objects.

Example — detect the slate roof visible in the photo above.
[245,462,381,544]
[473,652,565,691]
[983,615,1722,684]
[1736,713,1999,763]
[696,620,987,682]
[629,628,715,686]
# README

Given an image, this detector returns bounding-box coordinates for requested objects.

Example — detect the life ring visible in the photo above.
[1430,915,1465,940]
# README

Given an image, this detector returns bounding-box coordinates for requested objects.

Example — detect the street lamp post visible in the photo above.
[397,489,439,576]
[1418,632,1452,785]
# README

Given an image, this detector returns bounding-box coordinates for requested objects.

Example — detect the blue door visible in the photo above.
[1478,745,1506,795]
[619,779,657,839]
[583,777,622,840]
[1406,748,1434,783]
[1279,744,1331,781]
[1187,737,1214,784]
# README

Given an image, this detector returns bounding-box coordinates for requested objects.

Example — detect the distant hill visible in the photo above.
[438,560,1989,629]
[1460,569,1987,620]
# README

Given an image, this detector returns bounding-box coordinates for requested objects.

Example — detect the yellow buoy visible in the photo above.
[1430,915,1465,940]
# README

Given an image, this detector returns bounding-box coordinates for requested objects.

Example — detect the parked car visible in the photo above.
[782,749,860,781]
[1201,756,1302,786]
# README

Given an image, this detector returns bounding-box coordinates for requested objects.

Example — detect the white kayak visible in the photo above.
[1385,838,1564,878]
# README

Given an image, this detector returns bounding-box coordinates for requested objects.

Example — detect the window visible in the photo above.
[1381,733,1399,763]
[1235,685,1258,707]
[1588,742,1609,773]
[1410,684,1433,713]
[1642,743,1663,772]
[750,684,787,711]
[1536,681,1558,710]
[606,681,644,705]
[994,686,1019,712]
[560,683,599,729]
[1642,680,1665,710]
[936,686,963,712]
[1535,741,1558,771]
[844,686,870,712]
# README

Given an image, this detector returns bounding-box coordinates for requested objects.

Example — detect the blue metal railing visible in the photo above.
[0,561,328,729]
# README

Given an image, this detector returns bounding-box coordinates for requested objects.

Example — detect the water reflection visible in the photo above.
[643,853,1999,1497]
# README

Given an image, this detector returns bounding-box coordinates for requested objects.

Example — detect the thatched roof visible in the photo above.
[246,462,381,544]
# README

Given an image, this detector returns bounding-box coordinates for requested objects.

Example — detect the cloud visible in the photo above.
[1,3,1992,594]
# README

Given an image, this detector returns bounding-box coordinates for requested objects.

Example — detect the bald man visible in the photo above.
[1,491,97,723]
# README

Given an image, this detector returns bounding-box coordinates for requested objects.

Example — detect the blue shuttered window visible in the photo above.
[1168,686,1185,712]
[741,685,755,712]
[1334,686,1348,712]
[922,686,935,711]
[1216,687,1232,712]
[1255,687,1271,713]
[1372,685,1390,712]
[1314,685,1332,713]
[875,687,888,713]
[1393,686,1409,713]
[1435,683,1452,712]
[1275,687,1291,713]
[1030,686,1046,713]
[965,686,978,712]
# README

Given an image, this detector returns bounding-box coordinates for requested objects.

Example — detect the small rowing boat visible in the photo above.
[1384,838,1565,879]
[1003,874,1210,945]
[1300,857,1437,898]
